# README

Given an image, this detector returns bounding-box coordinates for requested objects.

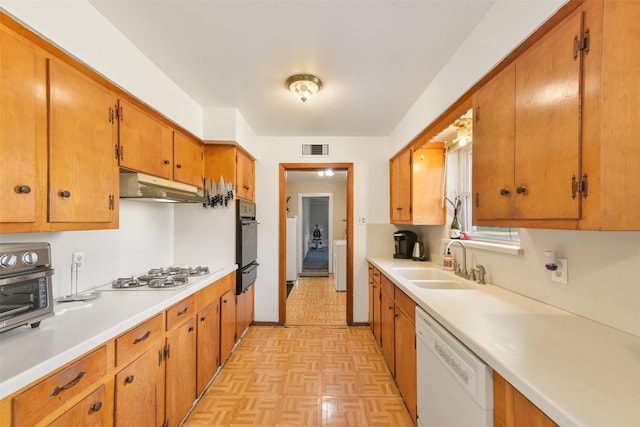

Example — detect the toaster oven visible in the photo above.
[0,242,54,333]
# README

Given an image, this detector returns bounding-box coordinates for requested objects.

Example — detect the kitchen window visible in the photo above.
[452,143,520,244]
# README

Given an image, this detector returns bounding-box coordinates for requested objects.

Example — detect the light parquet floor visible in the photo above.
[286,276,346,326]
[183,276,414,427]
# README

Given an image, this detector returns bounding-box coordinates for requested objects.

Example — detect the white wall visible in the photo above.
[0,201,174,298]
[254,136,388,323]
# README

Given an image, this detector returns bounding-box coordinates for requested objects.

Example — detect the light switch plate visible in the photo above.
[551,258,567,284]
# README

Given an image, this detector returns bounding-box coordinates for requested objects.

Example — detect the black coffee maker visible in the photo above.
[393,230,417,259]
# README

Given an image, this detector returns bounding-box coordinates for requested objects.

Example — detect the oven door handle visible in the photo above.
[241,263,259,274]
[241,220,258,226]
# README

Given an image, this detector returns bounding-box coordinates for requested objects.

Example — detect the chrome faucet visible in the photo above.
[445,240,468,279]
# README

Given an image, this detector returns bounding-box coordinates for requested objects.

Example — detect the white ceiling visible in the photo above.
[89,0,495,137]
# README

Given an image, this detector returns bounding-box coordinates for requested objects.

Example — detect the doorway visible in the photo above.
[300,194,331,277]
[279,163,354,325]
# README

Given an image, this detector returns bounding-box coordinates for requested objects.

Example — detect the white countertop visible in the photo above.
[0,265,237,399]
[368,256,640,427]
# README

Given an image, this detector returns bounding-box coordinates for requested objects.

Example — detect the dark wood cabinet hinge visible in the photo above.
[108,195,115,210]
[158,349,163,366]
[108,106,114,124]
[573,28,590,60]
[475,106,480,123]
[475,192,480,208]
[571,174,589,199]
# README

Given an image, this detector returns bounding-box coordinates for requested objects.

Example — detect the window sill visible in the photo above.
[443,239,523,255]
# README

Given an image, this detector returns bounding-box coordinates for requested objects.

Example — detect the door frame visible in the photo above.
[279,162,354,325]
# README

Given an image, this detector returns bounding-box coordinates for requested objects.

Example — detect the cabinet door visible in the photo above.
[236,284,254,338]
[395,307,417,423]
[165,317,197,427]
[380,290,395,376]
[49,384,111,426]
[196,301,220,396]
[390,149,411,223]
[473,63,516,221]
[117,97,173,180]
[494,372,558,427]
[514,9,583,220]
[372,269,382,347]
[48,59,117,223]
[115,343,165,427]
[236,149,254,201]
[220,289,237,364]
[0,29,37,223]
[173,131,203,187]
[411,143,445,225]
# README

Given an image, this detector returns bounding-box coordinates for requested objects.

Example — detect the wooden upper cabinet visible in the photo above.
[472,6,585,225]
[390,144,445,225]
[513,9,583,220]
[235,148,255,201]
[389,149,412,223]
[473,63,516,222]
[0,28,38,224]
[412,143,445,225]
[48,58,118,224]
[204,144,255,201]
[117,97,173,180]
[173,131,204,187]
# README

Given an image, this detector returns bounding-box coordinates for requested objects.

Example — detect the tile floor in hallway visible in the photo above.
[183,276,414,427]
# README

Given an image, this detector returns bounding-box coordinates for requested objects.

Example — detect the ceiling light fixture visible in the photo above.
[286,74,322,103]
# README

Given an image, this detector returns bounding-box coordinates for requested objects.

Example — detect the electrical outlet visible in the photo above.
[551,257,567,284]
[72,252,85,270]
[358,217,366,224]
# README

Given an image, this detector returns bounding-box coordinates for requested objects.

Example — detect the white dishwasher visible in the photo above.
[416,307,493,427]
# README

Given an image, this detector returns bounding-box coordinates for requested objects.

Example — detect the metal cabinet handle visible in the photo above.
[51,371,85,396]
[124,375,134,384]
[59,190,71,198]
[177,307,188,316]
[516,186,528,195]
[164,160,170,165]
[90,401,103,412]
[500,188,510,196]
[176,164,182,169]
[200,316,206,322]
[188,326,194,332]
[133,330,151,344]
[15,185,31,194]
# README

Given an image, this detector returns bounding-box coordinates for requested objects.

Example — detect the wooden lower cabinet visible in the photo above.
[394,288,417,423]
[368,264,382,346]
[220,288,237,364]
[49,383,112,426]
[236,284,255,339]
[196,301,220,396]
[494,372,558,427]
[115,342,165,427]
[165,317,197,427]
[380,288,396,375]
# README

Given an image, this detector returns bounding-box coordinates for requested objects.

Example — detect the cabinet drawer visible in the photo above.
[116,314,164,368]
[48,384,110,426]
[13,346,107,426]
[195,280,219,313]
[380,274,395,298]
[395,287,417,321]
[166,295,194,331]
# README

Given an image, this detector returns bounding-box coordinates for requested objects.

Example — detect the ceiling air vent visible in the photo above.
[300,144,329,157]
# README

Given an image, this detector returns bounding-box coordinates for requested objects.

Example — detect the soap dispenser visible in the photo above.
[443,249,454,270]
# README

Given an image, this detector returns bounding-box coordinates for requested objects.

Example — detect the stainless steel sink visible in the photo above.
[392,267,455,281]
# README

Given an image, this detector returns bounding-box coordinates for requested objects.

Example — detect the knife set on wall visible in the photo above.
[203,177,234,208]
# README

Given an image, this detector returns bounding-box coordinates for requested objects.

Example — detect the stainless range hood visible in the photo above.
[120,172,204,203]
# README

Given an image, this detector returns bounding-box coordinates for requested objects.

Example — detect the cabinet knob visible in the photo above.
[59,190,71,198]
[164,160,170,165]
[516,186,528,195]
[90,401,103,412]
[500,188,510,196]
[176,164,182,169]
[15,185,32,194]
[124,375,135,384]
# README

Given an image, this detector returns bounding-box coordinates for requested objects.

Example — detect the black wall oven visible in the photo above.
[236,200,258,295]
